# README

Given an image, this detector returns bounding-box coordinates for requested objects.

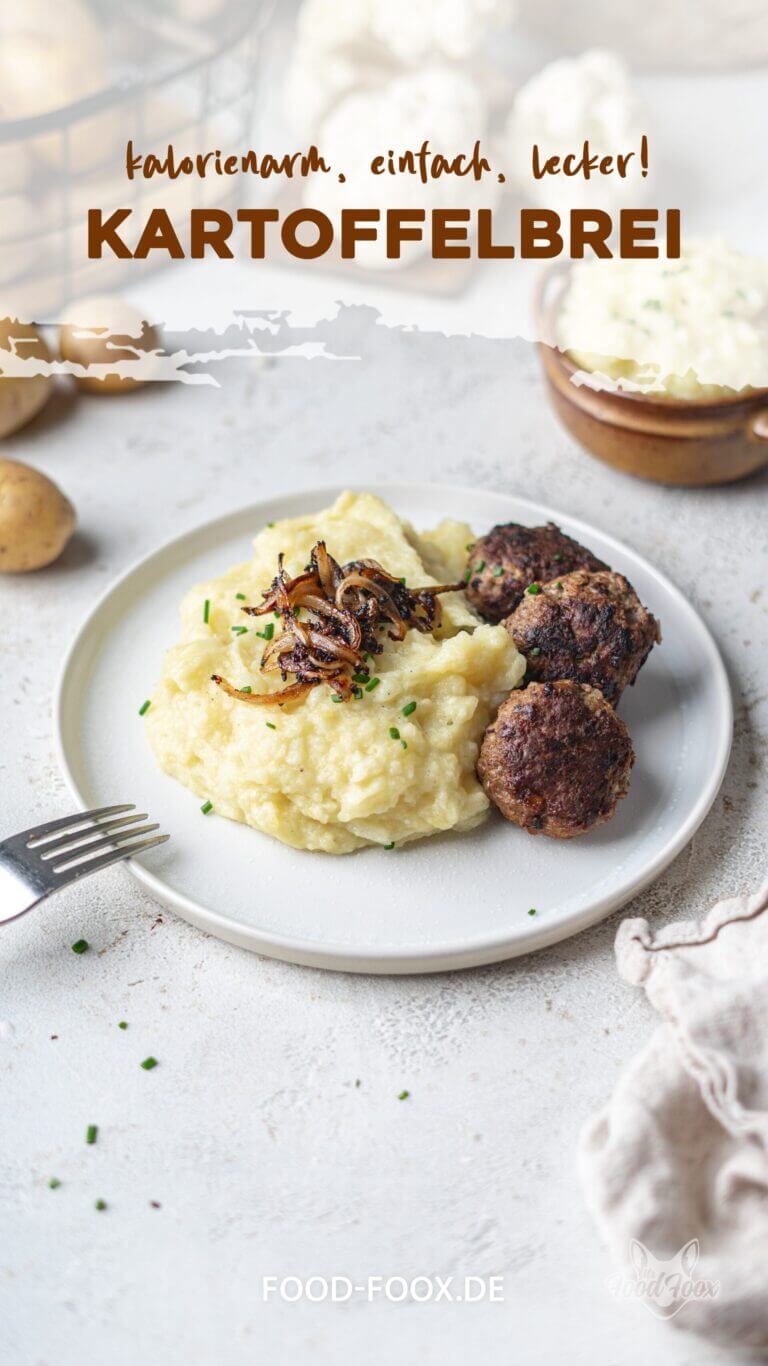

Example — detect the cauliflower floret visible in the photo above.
[505,49,647,215]
[366,0,512,64]
[284,38,395,140]
[306,65,496,271]
[285,0,512,137]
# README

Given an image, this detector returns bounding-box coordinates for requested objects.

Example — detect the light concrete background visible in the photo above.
[1,316,766,1365]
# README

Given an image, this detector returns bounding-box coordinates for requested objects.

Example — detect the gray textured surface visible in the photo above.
[2,316,766,1365]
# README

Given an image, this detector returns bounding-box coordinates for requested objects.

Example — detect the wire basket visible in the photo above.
[0,0,276,317]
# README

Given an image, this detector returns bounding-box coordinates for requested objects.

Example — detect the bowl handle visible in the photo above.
[751,409,768,440]
[532,263,570,345]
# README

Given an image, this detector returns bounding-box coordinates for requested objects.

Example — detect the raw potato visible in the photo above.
[0,457,75,572]
[0,318,53,438]
[0,0,114,173]
[0,195,38,287]
[59,295,161,392]
[0,143,30,196]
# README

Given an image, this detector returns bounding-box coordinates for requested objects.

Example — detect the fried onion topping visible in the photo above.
[212,541,463,705]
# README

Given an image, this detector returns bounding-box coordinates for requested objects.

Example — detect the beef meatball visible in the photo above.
[465,522,607,624]
[478,681,634,838]
[505,569,661,705]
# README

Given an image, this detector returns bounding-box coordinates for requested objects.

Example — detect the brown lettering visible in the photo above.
[190,210,234,258]
[88,208,132,259]
[281,209,334,259]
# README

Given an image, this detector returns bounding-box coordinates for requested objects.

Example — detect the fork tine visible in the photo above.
[21,805,135,847]
[40,812,149,859]
[51,824,161,872]
[53,834,170,885]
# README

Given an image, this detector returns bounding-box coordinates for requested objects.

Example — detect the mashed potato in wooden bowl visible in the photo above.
[146,492,525,853]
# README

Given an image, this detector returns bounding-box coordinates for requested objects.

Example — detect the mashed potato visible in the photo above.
[557,238,768,398]
[146,492,525,853]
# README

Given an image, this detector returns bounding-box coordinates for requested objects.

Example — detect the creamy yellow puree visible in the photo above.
[146,491,525,853]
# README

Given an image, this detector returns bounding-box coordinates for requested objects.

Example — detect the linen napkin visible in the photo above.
[579,879,768,1350]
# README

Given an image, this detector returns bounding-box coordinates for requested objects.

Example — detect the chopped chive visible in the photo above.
[235,592,246,600]
[398,1090,410,1101]
[138,699,151,716]
[401,740,408,749]
[465,542,474,551]
[555,581,563,590]
[200,800,213,815]
[265,721,276,730]
[140,1057,158,1071]
[352,686,362,699]
[95,1199,107,1211]
[267,521,275,528]
[240,685,252,694]
[528,907,537,917]
[231,626,247,635]
[402,701,417,717]
[72,939,88,955]
[354,1078,361,1088]
[48,1177,61,1189]
[529,647,542,657]
[203,599,210,623]
[526,583,541,596]
[331,695,343,703]
[118,1021,128,1030]
[363,652,372,662]
[352,672,368,685]
[86,1124,98,1145]
[475,559,485,572]
[384,841,395,850]
[492,566,504,577]
[260,623,275,641]
[273,611,280,619]
[365,677,380,692]
[464,569,471,583]
[389,727,400,740]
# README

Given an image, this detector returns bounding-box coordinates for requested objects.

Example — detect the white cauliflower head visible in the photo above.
[307,65,495,271]
[505,49,648,215]
[285,0,512,136]
[367,0,513,64]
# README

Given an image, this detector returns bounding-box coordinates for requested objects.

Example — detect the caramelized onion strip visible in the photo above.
[215,541,464,708]
[211,675,315,705]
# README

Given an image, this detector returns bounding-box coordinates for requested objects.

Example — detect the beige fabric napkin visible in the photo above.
[579,879,768,1350]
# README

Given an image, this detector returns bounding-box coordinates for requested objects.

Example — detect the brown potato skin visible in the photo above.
[505,569,661,705]
[0,458,75,572]
[58,296,160,392]
[0,319,53,437]
[478,680,634,838]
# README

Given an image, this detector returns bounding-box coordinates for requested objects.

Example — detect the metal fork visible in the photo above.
[0,805,169,926]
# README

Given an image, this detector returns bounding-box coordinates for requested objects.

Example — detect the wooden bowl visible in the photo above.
[535,268,768,487]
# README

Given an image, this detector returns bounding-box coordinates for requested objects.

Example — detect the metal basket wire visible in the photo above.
[0,0,276,316]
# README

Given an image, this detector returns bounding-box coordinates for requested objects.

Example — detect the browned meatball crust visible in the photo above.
[478,681,635,838]
[465,522,608,624]
[505,569,661,705]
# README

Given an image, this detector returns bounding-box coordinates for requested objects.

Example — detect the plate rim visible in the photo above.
[54,481,734,973]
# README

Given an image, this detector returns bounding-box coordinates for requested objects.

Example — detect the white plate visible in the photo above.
[55,484,732,974]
